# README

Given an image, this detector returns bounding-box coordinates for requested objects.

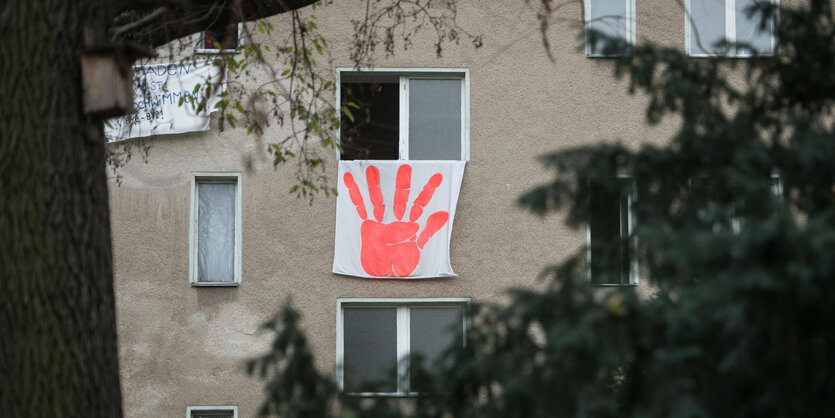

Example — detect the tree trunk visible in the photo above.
[0,1,123,416]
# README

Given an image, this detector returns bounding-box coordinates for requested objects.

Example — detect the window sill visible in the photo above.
[194,49,241,55]
[341,392,443,398]
[586,53,631,59]
[190,282,240,287]
[590,283,638,287]
[687,53,774,59]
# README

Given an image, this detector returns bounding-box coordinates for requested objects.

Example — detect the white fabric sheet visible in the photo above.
[333,160,465,279]
[105,61,224,141]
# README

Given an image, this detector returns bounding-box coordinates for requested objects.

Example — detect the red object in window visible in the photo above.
[203,31,214,49]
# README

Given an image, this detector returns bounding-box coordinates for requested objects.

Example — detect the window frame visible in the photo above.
[685,0,778,57]
[335,67,470,161]
[194,23,243,54]
[335,298,470,397]
[188,172,243,286]
[586,174,639,286]
[187,405,238,418]
[584,0,636,57]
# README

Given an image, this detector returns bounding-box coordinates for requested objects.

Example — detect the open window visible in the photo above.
[195,23,242,54]
[189,173,242,286]
[686,0,777,56]
[337,69,469,161]
[585,0,636,56]
[336,298,468,396]
[587,176,638,286]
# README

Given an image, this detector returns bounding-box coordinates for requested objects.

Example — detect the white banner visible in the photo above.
[333,160,465,279]
[105,61,224,142]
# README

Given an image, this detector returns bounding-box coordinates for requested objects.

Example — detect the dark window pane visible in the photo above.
[340,83,399,160]
[343,308,398,392]
[589,179,632,285]
[409,306,463,392]
[408,79,462,160]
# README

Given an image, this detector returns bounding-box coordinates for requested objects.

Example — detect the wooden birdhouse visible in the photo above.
[82,43,152,120]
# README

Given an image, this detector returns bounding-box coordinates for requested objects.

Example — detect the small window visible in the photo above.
[336,299,468,396]
[195,23,242,54]
[686,0,777,57]
[699,174,784,233]
[588,176,637,286]
[187,406,237,418]
[585,0,636,56]
[189,174,242,286]
[770,173,783,198]
[337,69,469,161]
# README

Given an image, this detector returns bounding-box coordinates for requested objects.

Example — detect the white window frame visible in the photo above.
[586,174,639,286]
[188,173,243,286]
[335,67,470,161]
[187,405,238,418]
[685,0,778,57]
[195,23,243,54]
[336,298,470,397]
[584,0,636,57]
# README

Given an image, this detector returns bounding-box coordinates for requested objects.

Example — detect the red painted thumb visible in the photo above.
[417,212,449,249]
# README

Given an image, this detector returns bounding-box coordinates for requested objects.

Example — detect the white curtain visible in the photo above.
[588,0,629,55]
[735,0,772,54]
[690,0,727,55]
[198,182,236,282]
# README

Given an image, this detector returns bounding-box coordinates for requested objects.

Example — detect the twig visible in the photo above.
[112,6,167,37]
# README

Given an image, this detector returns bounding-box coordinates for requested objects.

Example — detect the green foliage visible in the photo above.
[182,1,481,201]
[251,1,835,417]
[514,1,835,416]
[247,303,338,417]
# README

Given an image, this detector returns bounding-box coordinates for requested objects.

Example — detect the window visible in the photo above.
[336,299,468,396]
[337,69,469,161]
[587,176,637,285]
[770,173,783,198]
[189,173,242,286]
[187,406,237,418]
[686,0,777,56]
[709,174,784,233]
[585,0,636,56]
[195,23,242,53]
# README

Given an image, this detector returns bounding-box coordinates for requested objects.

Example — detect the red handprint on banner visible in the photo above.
[343,164,449,277]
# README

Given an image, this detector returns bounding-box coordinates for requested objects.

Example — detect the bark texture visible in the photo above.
[0,0,123,416]
[0,0,319,415]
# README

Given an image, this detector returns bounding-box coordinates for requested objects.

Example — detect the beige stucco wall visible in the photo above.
[111,0,693,416]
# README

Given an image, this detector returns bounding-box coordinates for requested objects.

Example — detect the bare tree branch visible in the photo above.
[113,0,319,48]
[111,6,168,37]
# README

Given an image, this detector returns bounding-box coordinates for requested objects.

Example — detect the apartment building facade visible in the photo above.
[109,0,776,416]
